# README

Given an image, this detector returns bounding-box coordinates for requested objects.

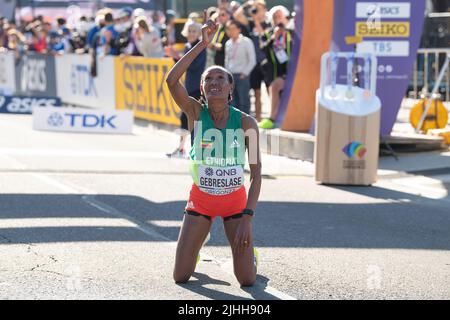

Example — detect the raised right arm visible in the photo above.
[165,42,206,118]
[166,18,218,118]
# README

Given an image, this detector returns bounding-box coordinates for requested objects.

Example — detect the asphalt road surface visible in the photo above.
[1,114,449,300]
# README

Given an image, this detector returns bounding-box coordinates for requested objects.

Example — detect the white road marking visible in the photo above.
[31,172,297,300]
[0,218,136,229]
[148,220,183,228]
[0,148,165,159]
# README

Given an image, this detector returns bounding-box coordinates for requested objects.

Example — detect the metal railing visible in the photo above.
[410,48,450,101]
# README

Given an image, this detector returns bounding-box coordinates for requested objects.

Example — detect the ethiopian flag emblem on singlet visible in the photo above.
[201,139,214,149]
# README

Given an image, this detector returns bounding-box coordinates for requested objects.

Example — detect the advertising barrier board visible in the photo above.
[115,56,181,126]
[0,52,16,95]
[33,107,134,134]
[56,54,116,110]
[0,95,61,114]
[15,53,58,97]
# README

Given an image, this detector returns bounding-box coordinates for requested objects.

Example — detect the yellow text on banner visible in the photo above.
[115,56,181,125]
[355,22,410,38]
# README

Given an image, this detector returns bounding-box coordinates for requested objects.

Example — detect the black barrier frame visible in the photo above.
[14,52,58,98]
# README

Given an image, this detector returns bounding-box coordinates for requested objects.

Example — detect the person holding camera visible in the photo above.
[258,5,293,130]
[233,0,271,121]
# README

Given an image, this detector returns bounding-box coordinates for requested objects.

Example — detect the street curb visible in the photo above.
[134,118,447,163]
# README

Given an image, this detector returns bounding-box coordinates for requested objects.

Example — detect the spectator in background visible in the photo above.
[0,18,9,48]
[88,12,107,77]
[68,30,86,54]
[134,16,164,58]
[167,19,206,158]
[209,7,230,67]
[98,11,118,56]
[77,15,92,48]
[234,0,271,121]
[28,22,47,53]
[47,30,65,55]
[224,20,256,115]
[4,29,27,59]
[115,7,135,56]
[87,12,105,50]
[258,5,293,129]
[162,9,177,47]
[56,17,70,35]
[150,10,164,37]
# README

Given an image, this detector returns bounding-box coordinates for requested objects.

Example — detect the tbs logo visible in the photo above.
[342,142,367,159]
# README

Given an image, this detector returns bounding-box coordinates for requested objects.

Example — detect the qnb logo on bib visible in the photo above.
[20,58,47,92]
[198,165,244,195]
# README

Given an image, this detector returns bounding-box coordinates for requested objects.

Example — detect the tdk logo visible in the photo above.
[70,64,97,97]
[47,112,117,128]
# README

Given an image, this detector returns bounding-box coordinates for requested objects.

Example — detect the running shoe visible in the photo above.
[258,118,275,129]
[253,247,259,269]
[166,148,187,158]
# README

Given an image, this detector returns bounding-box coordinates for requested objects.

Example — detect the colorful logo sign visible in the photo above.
[343,142,367,159]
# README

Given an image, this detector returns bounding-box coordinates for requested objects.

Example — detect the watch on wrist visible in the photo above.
[242,208,254,217]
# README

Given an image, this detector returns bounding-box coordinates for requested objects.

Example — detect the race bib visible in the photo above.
[275,49,289,64]
[197,165,244,196]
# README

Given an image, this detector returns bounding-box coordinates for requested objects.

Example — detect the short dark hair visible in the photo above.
[201,65,234,85]
[225,20,241,30]
[104,13,114,23]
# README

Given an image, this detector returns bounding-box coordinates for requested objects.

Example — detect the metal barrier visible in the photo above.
[410,48,450,101]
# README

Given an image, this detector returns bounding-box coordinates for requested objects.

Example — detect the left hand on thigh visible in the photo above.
[233,218,252,254]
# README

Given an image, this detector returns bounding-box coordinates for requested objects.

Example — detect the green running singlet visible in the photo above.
[190,104,246,196]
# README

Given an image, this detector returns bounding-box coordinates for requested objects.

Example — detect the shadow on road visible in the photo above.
[177,273,282,300]
[176,272,250,300]
[0,184,450,250]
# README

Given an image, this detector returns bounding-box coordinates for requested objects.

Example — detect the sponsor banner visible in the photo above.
[115,56,181,126]
[356,2,411,19]
[330,0,425,135]
[356,40,409,56]
[355,21,410,38]
[33,107,133,134]
[15,53,58,97]
[0,95,61,114]
[56,54,116,110]
[0,52,16,95]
